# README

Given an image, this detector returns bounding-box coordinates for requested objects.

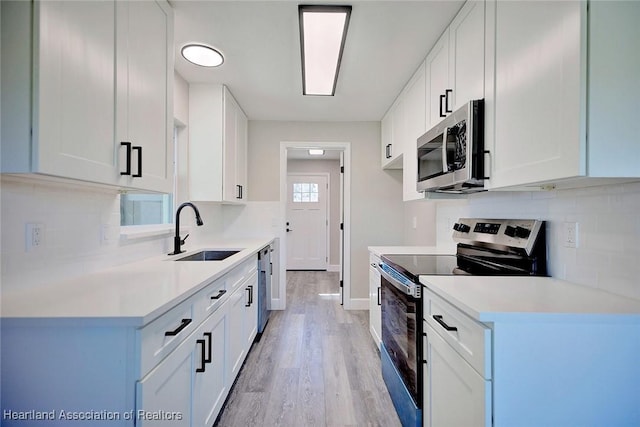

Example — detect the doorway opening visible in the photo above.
[277,142,352,310]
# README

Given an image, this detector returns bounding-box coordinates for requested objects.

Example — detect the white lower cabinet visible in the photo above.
[0,255,259,427]
[368,252,382,348]
[192,306,228,427]
[228,270,258,380]
[424,322,491,427]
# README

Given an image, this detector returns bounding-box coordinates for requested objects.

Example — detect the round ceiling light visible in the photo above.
[181,44,224,67]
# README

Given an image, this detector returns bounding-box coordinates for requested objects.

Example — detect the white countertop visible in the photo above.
[420,275,640,323]
[1,238,274,327]
[368,246,454,257]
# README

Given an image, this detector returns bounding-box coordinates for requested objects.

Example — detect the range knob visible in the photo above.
[453,223,470,233]
[505,225,531,238]
[515,226,531,239]
[504,225,516,237]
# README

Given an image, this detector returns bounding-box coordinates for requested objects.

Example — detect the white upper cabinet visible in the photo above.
[189,85,248,203]
[426,30,451,128]
[402,62,427,201]
[0,0,174,193]
[381,99,403,169]
[116,0,174,193]
[484,0,640,190]
[426,0,485,129]
[448,0,486,111]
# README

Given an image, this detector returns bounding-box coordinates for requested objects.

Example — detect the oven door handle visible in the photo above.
[376,264,419,298]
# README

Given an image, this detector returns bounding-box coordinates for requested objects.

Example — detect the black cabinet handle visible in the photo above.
[240,185,243,199]
[445,89,453,113]
[120,142,132,175]
[377,286,381,306]
[203,332,212,364]
[439,94,446,118]
[236,184,242,199]
[164,318,192,336]
[245,285,253,306]
[132,146,142,177]
[196,339,206,373]
[385,144,392,159]
[211,289,227,300]
[433,314,457,332]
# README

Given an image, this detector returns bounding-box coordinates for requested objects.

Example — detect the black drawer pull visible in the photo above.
[245,285,253,307]
[377,286,381,306]
[211,289,227,300]
[439,94,446,117]
[196,339,206,373]
[433,315,457,332]
[203,332,212,364]
[444,88,453,113]
[164,318,192,336]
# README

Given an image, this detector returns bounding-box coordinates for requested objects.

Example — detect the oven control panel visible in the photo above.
[453,218,543,255]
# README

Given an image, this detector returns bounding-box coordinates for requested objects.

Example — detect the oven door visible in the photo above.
[379,269,423,407]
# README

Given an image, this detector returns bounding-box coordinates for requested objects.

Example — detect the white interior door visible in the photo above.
[286,174,328,270]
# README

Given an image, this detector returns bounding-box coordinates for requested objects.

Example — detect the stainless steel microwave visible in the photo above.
[416,99,486,193]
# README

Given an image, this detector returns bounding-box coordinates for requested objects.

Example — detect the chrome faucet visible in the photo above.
[169,202,204,255]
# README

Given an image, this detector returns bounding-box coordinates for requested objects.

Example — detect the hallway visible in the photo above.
[215,271,401,426]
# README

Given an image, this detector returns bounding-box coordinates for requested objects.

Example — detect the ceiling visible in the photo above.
[172,1,464,122]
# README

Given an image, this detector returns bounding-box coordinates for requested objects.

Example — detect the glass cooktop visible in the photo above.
[381,254,460,282]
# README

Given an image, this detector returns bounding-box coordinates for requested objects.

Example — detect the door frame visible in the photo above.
[278,141,352,310]
[286,172,331,271]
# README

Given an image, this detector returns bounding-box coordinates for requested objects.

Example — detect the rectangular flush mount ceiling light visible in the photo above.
[299,5,352,96]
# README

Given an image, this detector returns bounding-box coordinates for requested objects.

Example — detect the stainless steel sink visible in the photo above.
[175,250,241,261]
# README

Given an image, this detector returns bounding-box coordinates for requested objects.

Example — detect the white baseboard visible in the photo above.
[269,298,285,310]
[346,298,369,311]
[327,264,340,272]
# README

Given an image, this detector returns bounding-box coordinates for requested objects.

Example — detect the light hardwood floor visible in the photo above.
[215,271,401,427]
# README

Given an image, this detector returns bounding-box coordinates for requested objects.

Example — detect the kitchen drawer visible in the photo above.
[194,278,228,320]
[424,289,492,378]
[225,255,257,292]
[139,296,197,377]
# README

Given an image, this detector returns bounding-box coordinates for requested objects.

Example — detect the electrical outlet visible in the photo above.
[563,222,578,248]
[100,224,111,245]
[26,223,44,252]
[412,216,418,230]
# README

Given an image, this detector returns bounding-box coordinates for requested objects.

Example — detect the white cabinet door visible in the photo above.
[116,0,174,193]
[426,30,450,128]
[189,85,248,203]
[227,283,247,381]
[223,88,239,202]
[402,62,427,201]
[243,271,259,348]
[485,0,583,189]
[236,106,248,201]
[448,0,485,111]
[33,1,119,184]
[136,332,193,427]
[424,323,491,427]
[381,100,404,170]
[192,307,228,427]
[368,256,381,348]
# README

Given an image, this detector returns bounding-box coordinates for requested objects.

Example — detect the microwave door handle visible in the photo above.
[441,127,449,172]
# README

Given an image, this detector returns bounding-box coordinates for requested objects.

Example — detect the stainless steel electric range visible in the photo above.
[377,218,547,427]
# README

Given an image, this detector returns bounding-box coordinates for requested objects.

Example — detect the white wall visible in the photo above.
[247,120,405,299]
[407,182,640,300]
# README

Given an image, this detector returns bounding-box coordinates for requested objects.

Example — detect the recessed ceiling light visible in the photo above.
[299,5,352,96]
[181,44,224,67]
[309,149,325,156]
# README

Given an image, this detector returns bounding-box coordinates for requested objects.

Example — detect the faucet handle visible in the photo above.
[180,234,190,246]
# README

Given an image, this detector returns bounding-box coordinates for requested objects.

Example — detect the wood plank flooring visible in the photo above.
[215,271,401,427]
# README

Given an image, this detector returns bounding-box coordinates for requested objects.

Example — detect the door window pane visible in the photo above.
[292,182,320,203]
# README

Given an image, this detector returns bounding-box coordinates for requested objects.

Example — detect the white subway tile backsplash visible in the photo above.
[433,181,640,300]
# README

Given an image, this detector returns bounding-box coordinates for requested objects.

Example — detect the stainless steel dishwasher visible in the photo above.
[257,245,272,336]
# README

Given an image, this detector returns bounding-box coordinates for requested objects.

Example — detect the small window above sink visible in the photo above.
[175,250,241,261]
